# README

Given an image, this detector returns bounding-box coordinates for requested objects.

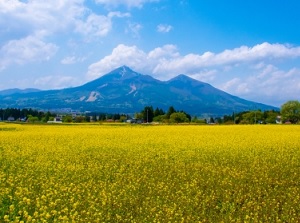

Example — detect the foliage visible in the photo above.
[140,106,154,122]
[241,110,263,124]
[154,107,165,117]
[169,112,189,123]
[152,114,167,123]
[26,115,39,123]
[220,110,280,125]
[280,100,300,123]
[0,108,56,122]
[137,106,191,123]
[166,106,176,118]
[191,116,206,124]
[62,115,73,123]
[264,110,279,124]
[74,116,86,123]
[0,124,299,222]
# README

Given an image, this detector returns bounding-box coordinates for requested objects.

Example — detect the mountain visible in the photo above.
[0,88,40,96]
[0,66,277,116]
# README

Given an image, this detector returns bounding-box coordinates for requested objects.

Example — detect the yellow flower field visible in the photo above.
[0,123,299,222]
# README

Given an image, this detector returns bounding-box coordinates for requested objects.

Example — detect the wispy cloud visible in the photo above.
[75,12,130,39]
[61,56,86,65]
[94,0,159,8]
[34,75,81,89]
[157,24,173,33]
[127,23,143,38]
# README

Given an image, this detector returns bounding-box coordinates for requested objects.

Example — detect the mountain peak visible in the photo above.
[170,74,194,81]
[168,74,205,84]
[108,65,141,80]
[114,65,133,73]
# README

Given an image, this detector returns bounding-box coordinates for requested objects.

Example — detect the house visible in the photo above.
[47,117,63,124]
[126,118,143,124]
[276,116,282,124]
[7,116,15,122]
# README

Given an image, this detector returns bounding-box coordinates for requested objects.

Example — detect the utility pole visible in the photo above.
[147,109,148,123]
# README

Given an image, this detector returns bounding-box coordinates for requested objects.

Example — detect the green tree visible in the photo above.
[191,116,206,124]
[264,110,279,124]
[281,100,300,124]
[134,112,143,120]
[75,116,86,123]
[166,106,176,119]
[169,112,189,123]
[63,115,73,123]
[153,114,168,123]
[241,110,263,124]
[27,115,39,123]
[154,107,165,117]
[141,106,154,122]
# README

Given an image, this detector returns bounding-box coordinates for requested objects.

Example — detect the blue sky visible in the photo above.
[1,0,300,106]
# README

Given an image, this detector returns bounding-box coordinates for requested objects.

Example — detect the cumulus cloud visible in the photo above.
[222,66,300,106]
[0,34,58,70]
[0,0,86,35]
[87,42,300,79]
[95,0,159,8]
[87,44,181,79]
[87,44,148,79]
[75,14,111,38]
[151,42,300,75]
[1,0,130,38]
[0,0,131,69]
[75,11,130,38]
[157,24,173,33]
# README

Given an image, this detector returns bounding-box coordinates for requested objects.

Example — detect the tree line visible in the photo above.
[0,108,56,122]
[0,100,299,124]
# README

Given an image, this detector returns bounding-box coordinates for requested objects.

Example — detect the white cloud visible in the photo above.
[75,12,130,38]
[87,44,181,79]
[0,34,58,70]
[87,42,300,80]
[190,69,218,82]
[94,0,159,8]
[220,65,300,106]
[148,45,179,59]
[87,44,148,79]
[157,24,173,33]
[61,56,77,65]
[151,43,300,75]
[0,0,86,35]
[75,14,112,38]
[34,75,81,89]
[0,0,85,70]
[61,56,86,65]
[127,23,143,38]
[0,0,132,70]
[212,42,300,64]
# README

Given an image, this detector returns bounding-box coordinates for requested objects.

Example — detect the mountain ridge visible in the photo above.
[0,66,278,116]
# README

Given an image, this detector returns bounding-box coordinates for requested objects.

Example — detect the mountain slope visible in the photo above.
[0,66,277,116]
